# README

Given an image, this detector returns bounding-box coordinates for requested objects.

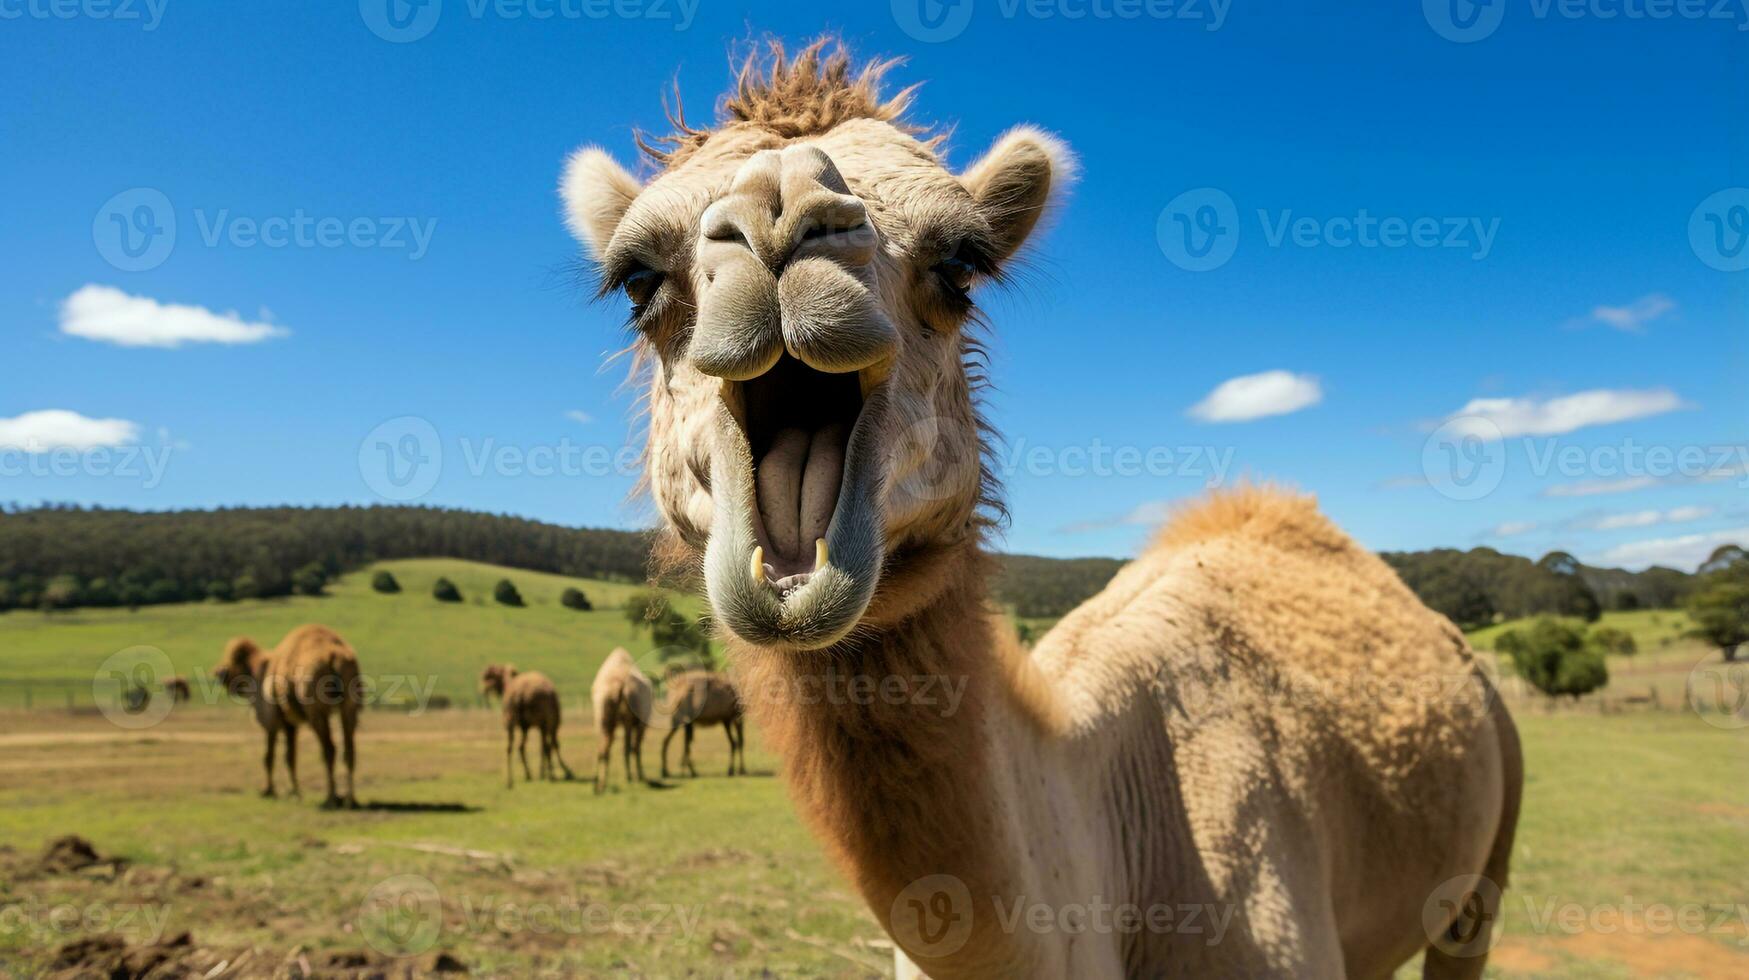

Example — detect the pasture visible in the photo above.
[1,564,1746,977]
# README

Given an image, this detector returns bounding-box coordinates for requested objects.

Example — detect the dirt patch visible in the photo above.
[1555,928,1749,978]
[31,834,127,877]
[1488,940,1560,974]
[44,934,470,979]
[44,931,218,979]
[1691,801,1749,820]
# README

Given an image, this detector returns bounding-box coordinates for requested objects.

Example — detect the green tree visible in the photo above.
[1498,618,1609,699]
[291,563,328,597]
[624,589,711,665]
[371,570,401,594]
[206,579,235,602]
[1686,563,1749,662]
[494,579,524,607]
[41,574,83,611]
[432,577,462,603]
[1589,626,1637,657]
[560,586,591,610]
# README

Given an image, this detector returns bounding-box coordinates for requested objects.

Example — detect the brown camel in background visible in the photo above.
[660,671,746,779]
[162,676,191,704]
[480,664,574,788]
[213,625,361,808]
[590,648,653,793]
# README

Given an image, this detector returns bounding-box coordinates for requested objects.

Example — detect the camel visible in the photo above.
[479,664,574,787]
[162,676,191,704]
[658,670,746,779]
[213,625,361,808]
[589,647,653,793]
[559,38,1522,978]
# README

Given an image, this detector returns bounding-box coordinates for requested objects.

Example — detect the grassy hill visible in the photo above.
[0,558,699,711]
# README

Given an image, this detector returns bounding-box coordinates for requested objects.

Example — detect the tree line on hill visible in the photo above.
[0,504,650,612]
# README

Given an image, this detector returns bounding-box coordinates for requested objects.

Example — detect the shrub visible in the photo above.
[206,579,234,602]
[1500,618,1609,699]
[1590,626,1637,657]
[1687,563,1749,661]
[493,579,524,607]
[371,570,401,594]
[291,563,328,597]
[432,577,462,603]
[145,579,183,605]
[560,587,591,611]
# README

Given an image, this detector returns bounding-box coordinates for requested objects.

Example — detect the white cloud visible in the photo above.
[1543,476,1662,497]
[0,410,140,452]
[1487,521,1541,538]
[1188,370,1322,423]
[1058,500,1176,535]
[564,410,593,425]
[1575,506,1714,532]
[58,284,287,348]
[1583,293,1675,332]
[1594,526,1749,571]
[1438,388,1685,440]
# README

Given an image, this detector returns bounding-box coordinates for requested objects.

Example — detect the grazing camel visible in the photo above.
[213,625,362,808]
[559,38,1522,978]
[479,664,574,787]
[659,671,746,779]
[589,647,653,793]
[161,676,191,704]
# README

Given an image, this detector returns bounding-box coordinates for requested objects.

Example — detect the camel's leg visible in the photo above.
[631,723,647,783]
[283,725,301,799]
[261,726,279,798]
[622,722,637,783]
[723,720,738,777]
[549,725,574,781]
[683,723,697,778]
[735,718,747,775]
[311,712,341,808]
[518,726,533,782]
[1424,694,1523,980]
[661,725,680,779]
[340,700,359,808]
[595,723,614,794]
[505,725,517,789]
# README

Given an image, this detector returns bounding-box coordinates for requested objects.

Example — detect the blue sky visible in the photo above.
[2,1,1745,569]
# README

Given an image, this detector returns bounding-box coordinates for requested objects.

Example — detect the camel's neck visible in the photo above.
[736,546,1085,975]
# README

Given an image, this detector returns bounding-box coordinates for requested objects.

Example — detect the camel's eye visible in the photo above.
[623,266,664,309]
[933,252,977,294]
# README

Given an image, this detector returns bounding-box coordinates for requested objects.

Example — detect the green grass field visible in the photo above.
[1,564,1746,977]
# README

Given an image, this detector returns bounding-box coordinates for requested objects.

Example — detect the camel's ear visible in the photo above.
[561,146,643,260]
[959,126,1077,264]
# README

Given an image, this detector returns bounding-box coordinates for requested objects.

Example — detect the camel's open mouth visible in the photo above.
[705,355,887,650]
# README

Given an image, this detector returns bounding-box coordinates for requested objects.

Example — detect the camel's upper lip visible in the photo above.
[704,364,887,650]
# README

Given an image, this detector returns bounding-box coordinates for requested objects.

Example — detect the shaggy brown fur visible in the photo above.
[481,664,573,788]
[660,671,746,779]
[213,626,361,808]
[161,676,191,704]
[590,648,653,794]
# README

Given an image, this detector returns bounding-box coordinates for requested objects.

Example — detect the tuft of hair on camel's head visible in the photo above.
[213,636,265,695]
[561,35,1074,653]
[479,663,518,699]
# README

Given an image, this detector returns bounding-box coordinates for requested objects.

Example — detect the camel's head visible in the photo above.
[213,636,264,696]
[479,663,517,699]
[562,40,1070,650]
